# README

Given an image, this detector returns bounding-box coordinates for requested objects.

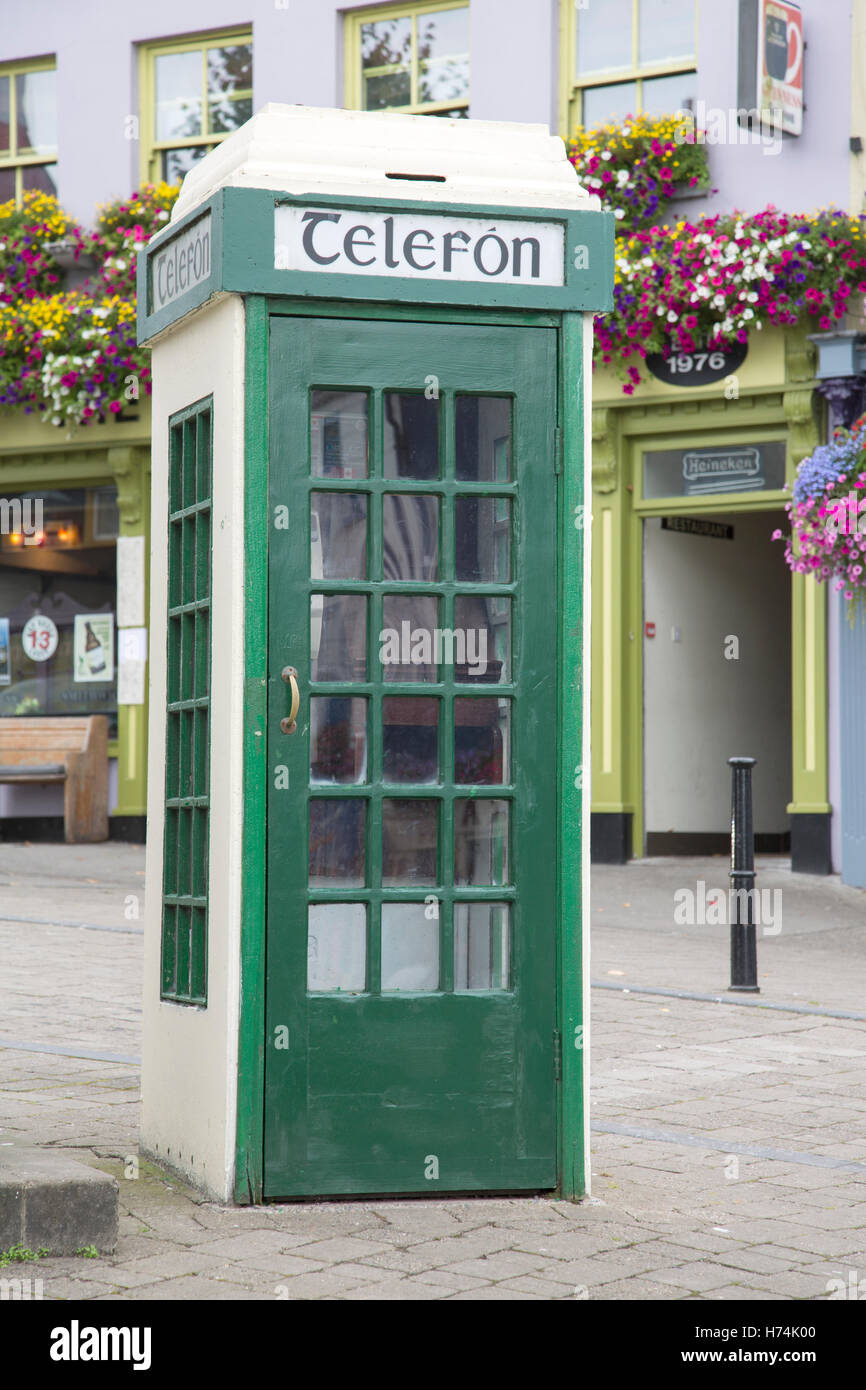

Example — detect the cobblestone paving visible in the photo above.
[2,845,865,1300]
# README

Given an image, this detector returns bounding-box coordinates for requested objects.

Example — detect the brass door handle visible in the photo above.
[280,666,299,734]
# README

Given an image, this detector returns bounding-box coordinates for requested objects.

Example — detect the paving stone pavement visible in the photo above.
[1,844,865,1300]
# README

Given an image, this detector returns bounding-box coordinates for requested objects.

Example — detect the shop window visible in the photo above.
[345,2,469,117]
[139,30,253,185]
[0,487,118,731]
[162,398,213,1005]
[560,0,696,133]
[0,59,57,206]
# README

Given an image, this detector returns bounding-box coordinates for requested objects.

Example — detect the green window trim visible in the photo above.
[558,0,697,136]
[0,57,57,207]
[161,396,213,1005]
[138,28,253,187]
[344,0,470,118]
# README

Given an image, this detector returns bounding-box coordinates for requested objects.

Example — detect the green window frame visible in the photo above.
[138,29,253,186]
[0,57,57,207]
[559,0,697,135]
[345,0,470,117]
[162,397,213,1005]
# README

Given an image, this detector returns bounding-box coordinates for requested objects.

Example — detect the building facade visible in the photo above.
[1,0,863,860]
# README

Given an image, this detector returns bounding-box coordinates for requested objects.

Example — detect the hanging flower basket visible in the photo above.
[774,415,866,623]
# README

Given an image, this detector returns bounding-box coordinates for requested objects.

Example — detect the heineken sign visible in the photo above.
[643,441,787,498]
[150,212,212,312]
[274,206,566,286]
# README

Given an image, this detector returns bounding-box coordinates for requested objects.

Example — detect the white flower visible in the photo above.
[742,308,754,320]
[601,150,612,160]
[667,310,678,323]
[613,207,626,219]
[616,169,629,187]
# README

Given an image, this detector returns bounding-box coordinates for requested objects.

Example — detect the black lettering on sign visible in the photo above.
[661,516,735,540]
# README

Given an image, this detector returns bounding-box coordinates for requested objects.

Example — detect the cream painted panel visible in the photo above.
[141,293,245,1201]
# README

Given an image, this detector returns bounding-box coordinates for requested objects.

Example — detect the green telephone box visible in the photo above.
[138,105,613,1204]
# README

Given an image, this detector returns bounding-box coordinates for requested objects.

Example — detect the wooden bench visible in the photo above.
[0,716,109,843]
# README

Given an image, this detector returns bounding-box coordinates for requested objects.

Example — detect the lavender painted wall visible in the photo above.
[668,0,854,222]
[0,0,560,227]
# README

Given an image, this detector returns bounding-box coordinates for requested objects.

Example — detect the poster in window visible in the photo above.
[73,613,114,683]
[0,619,9,685]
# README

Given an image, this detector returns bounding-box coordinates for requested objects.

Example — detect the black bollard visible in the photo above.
[728,756,759,993]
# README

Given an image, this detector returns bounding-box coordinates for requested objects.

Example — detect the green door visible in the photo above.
[264,314,558,1198]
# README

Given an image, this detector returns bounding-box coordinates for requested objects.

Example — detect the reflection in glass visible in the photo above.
[155,51,202,140]
[576,0,633,75]
[454,903,510,991]
[581,81,638,127]
[383,697,439,783]
[454,799,509,885]
[640,72,697,118]
[381,594,439,683]
[310,698,367,784]
[162,146,208,184]
[418,7,470,104]
[15,71,56,155]
[207,44,253,133]
[22,163,57,196]
[455,496,510,582]
[309,799,366,886]
[454,595,510,683]
[0,78,9,154]
[639,0,696,65]
[384,394,439,478]
[362,18,412,109]
[382,799,438,885]
[311,493,367,580]
[454,698,510,784]
[381,903,439,991]
[383,494,439,580]
[311,391,368,478]
[455,397,511,481]
[365,70,412,108]
[311,594,366,682]
[308,904,366,992]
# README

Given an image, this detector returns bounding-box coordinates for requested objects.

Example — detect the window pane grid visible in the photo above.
[162,399,213,1005]
[354,2,469,116]
[306,384,514,997]
[566,0,696,130]
[144,32,252,183]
